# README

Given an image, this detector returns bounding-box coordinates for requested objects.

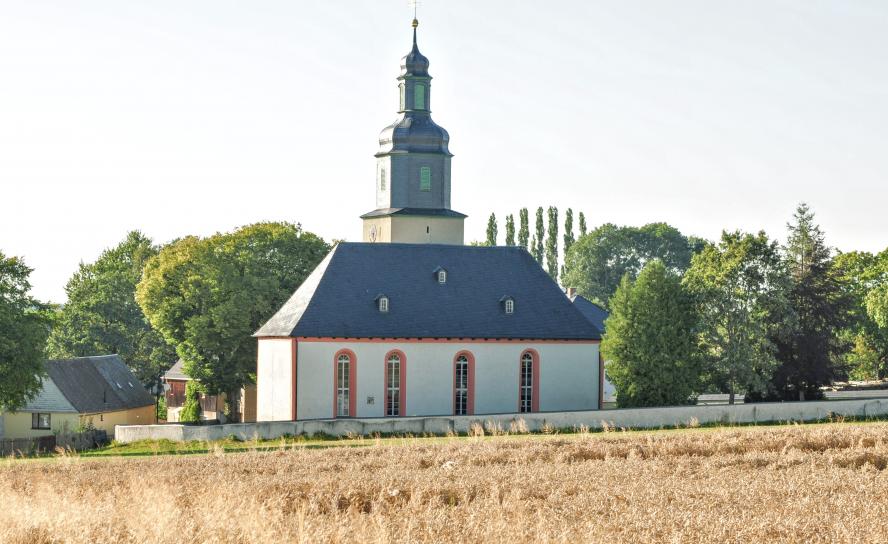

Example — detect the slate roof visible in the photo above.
[255,242,601,340]
[162,359,189,381]
[360,207,467,219]
[20,378,78,413]
[45,355,155,414]
[571,294,610,333]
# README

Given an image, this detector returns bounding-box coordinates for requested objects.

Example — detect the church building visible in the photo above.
[254,19,603,422]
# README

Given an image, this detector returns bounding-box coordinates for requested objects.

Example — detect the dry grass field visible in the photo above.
[4,423,888,543]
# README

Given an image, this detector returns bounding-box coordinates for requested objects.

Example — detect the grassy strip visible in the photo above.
[6,413,888,462]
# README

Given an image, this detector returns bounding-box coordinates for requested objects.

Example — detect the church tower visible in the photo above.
[361,19,466,245]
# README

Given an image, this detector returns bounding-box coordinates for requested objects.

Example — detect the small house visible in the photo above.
[0,354,155,440]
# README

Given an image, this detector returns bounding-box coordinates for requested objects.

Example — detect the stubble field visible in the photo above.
[3,423,888,543]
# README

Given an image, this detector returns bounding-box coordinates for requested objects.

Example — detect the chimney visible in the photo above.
[566,287,577,299]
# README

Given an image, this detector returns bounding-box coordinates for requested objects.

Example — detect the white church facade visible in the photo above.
[254,19,603,422]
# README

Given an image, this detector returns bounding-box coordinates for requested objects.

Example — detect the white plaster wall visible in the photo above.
[295,341,599,420]
[257,338,293,422]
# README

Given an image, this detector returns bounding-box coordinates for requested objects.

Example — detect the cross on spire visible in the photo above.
[409,0,420,26]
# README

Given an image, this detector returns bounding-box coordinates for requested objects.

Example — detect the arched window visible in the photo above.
[385,353,401,417]
[334,350,357,418]
[454,352,475,416]
[336,353,350,417]
[519,350,539,413]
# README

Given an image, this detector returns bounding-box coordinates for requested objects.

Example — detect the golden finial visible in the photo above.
[409,0,420,27]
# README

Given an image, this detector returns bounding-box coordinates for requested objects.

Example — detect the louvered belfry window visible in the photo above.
[420,167,431,192]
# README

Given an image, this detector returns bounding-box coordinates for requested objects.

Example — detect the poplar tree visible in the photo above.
[486,214,498,246]
[546,206,559,280]
[518,208,530,250]
[505,214,516,246]
[532,207,545,263]
[563,208,576,256]
[579,212,588,237]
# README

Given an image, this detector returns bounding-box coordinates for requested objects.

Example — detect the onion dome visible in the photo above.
[400,19,430,77]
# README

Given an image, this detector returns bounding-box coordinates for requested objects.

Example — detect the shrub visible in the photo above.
[179,381,203,423]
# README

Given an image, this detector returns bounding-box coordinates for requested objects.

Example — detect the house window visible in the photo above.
[386,353,401,417]
[454,355,469,416]
[414,83,426,110]
[378,296,389,313]
[380,167,387,191]
[336,353,351,417]
[520,352,534,413]
[420,167,431,192]
[31,413,51,430]
[438,270,447,284]
[505,298,514,315]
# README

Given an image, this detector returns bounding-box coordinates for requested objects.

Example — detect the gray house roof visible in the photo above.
[162,359,189,381]
[255,242,601,340]
[571,294,610,333]
[46,355,155,414]
[20,377,78,413]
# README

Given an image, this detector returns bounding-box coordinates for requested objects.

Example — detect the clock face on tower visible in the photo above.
[369,225,378,242]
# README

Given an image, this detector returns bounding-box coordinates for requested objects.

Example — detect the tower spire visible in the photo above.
[361,10,466,245]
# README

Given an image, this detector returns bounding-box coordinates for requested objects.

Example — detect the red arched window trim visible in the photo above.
[333,349,357,418]
[384,349,407,417]
[519,349,540,413]
[453,351,476,416]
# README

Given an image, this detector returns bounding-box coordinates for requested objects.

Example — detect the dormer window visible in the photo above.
[377,295,389,313]
[434,266,447,284]
[501,296,515,315]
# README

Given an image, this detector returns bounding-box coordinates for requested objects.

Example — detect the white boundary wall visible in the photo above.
[117,398,888,443]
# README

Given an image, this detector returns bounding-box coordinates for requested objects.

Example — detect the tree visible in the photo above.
[136,222,329,395]
[545,207,559,281]
[518,208,530,250]
[562,209,576,280]
[0,252,51,411]
[505,214,516,246]
[47,231,176,388]
[770,204,851,400]
[532,207,545,263]
[486,214,498,246]
[578,212,587,237]
[562,222,697,308]
[833,250,888,380]
[602,261,700,408]
[683,231,791,403]
[563,208,575,257]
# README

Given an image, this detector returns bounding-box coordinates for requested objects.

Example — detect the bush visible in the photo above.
[156,395,168,421]
[179,381,203,423]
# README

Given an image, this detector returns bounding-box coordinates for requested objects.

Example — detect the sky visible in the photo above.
[1,1,887,303]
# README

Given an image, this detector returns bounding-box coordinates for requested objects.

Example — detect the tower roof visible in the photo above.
[401,19,430,77]
[377,18,451,157]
